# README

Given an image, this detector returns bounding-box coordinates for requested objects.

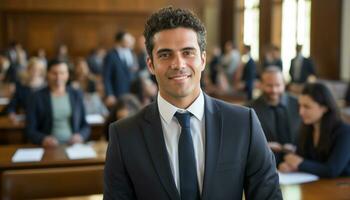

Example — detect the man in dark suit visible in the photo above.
[248,67,301,164]
[289,44,316,84]
[104,7,282,200]
[241,45,257,100]
[103,31,133,107]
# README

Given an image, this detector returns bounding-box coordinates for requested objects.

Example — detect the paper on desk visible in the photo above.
[278,172,319,185]
[0,97,9,105]
[12,148,44,162]
[65,144,97,160]
[86,114,105,124]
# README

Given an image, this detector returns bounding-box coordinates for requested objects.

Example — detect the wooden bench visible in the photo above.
[1,165,104,200]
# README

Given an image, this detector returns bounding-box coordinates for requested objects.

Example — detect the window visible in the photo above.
[281,0,311,79]
[243,0,260,60]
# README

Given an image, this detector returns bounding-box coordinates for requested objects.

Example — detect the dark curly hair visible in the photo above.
[143,6,206,60]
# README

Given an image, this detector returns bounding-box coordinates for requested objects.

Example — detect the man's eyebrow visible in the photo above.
[156,48,172,55]
[181,47,197,51]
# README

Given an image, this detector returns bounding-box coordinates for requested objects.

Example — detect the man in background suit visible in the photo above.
[103,31,133,107]
[104,7,282,200]
[249,67,301,164]
[289,44,316,84]
[241,45,257,100]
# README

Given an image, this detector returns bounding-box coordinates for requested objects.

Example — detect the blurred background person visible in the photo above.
[72,57,108,117]
[289,44,316,84]
[104,94,142,140]
[262,44,283,72]
[279,82,350,178]
[87,47,106,77]
[130,76,157,107]
[345,83,350,107]
[248,67,301,164]
[103,31,133,108]
[3,57,46,121]
[240,45,257,100]
[0,53,14,98]
[134,36,149,79]
[26,59,90,147]
[220,41,240,89]
[36,48,48,68]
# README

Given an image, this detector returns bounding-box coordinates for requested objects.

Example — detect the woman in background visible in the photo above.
[279,82,350,177]
[71,58,108,117]
[4,57,46,121]
[26,59,90,147]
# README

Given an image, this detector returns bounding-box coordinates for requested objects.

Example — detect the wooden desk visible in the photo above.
[0,116,105,144]
[0,116,26,144]
[281,178,350,200]
[36,178,350,200]
[0,141,107,199]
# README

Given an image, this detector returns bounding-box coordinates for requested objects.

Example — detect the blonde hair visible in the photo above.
[20,57,46,84]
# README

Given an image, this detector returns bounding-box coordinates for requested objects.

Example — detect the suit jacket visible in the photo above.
[289,56,316,83]
[3,81,31,114]
[25,86,90,144]
[103,48,132,98]
[242,57,257,100]
[104,94,282,200]
[297,122,350,178]
[248,94,301,144]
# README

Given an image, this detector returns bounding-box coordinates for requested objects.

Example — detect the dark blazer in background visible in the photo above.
[103,49,132,98]
[25,86,90,144]
[2,82,30,114]
[242,57,257,100]
[104,94,282,200]
[248,93,301,144]
[297,122,350,178]
[289,57,316,83]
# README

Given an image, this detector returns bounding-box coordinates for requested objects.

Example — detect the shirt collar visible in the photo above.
[157,90,205,124]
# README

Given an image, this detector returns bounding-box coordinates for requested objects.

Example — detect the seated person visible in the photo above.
[279,82,350,177]
[26,59,90,147]
[130,76,157,107]
[248,67,301,164]
[104,94,142,140]
[4,57,46,121]
[71,58,108,117]
[0,53,15,98]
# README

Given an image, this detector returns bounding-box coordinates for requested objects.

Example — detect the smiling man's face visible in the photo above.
[147,27,206,108]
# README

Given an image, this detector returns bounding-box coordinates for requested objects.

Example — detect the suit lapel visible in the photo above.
[142,102,180,200]
[202,95,222,200]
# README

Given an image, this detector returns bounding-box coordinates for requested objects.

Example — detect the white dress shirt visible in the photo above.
[157,91,205,194]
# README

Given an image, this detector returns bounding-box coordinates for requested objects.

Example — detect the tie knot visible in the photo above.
[175,112,191,129]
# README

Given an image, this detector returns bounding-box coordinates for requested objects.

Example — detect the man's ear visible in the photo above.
[200,51,206,72]
[147,57,155,75]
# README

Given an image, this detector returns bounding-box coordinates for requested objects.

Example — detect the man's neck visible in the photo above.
[160,91,201,109]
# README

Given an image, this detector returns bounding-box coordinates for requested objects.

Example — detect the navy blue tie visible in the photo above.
[175,112,200,200]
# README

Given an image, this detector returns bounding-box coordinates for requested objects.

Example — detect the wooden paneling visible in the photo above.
[0,0,204,58]
[0,11,4,49]
[259,0,272,61]
[271,0,282,48]
[220,0,233,48]
[311,0,342,80]
[3,11,149,57]
[0,0,167,13]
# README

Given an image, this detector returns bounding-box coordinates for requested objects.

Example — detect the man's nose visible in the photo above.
[171,54,185,69]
